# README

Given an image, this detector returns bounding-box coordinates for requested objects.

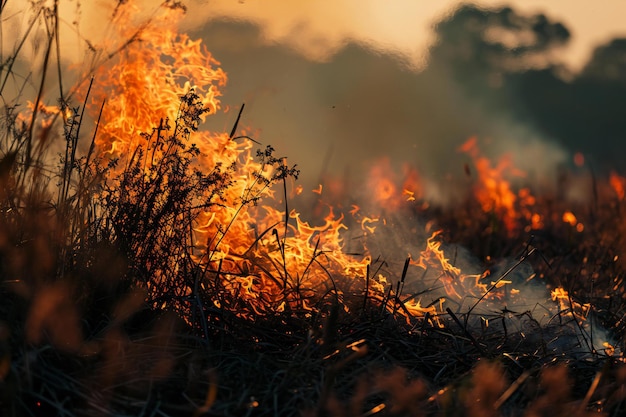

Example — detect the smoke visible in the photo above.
[355,218,617,357]
[190,10,605,355]
[189,18,575,213]
[181,2,620,356]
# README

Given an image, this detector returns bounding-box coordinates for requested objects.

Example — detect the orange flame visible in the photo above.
[413,231,487,300]
[366,157,422,210]
[16,101,73,144]
[75,2,397,318]
[83,3,226,158]
[562,211,584,232]
[550,287,591,323]
[610,171,626,200]
[367,157,400,208]
[459,137,539,235]
[67,2,553,325]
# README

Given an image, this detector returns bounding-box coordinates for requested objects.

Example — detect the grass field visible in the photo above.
[1,2,626,416]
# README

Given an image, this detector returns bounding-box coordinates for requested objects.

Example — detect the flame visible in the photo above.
[562,211,584,232]
[366,157,422,210]
[401,164,422,201]
[610,171,626,200]
[459,137,539,235]
[59,1,605,335]
[16,100,74,144]
[9,1,625,370]
[73,2,399,318]
[25,101,72,119]
[368,157,400,208]
[360,215,380,234]
[551,287,616,355]
[404,299,439,319]
[562,211,577,226]
[550,287,591,324]
[82,3,226,158]
[412,231,487,300]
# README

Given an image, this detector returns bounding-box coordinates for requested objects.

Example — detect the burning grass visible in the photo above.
[2,1,626,416]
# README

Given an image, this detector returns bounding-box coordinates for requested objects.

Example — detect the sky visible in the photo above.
[178,0,626,72]
[22,0,626,68]
[32,0,625,77]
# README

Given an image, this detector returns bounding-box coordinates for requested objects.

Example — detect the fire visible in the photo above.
[71,1,488,323]
[401,164,422,201]
[550,286,593,328]
[360,215,380,234]
[404,299,439,320]
[17,100,74,144]
[367,157,400,208]
[412,231,487,300]
[548,286,615,356]
[55,1,611,343]
[459,137,539,235]
[73,2,394,318]
[366,157,423,209]
[610,171,626,200]
[78,2,226,158]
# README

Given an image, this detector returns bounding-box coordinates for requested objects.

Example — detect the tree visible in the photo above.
[428,4,570,92]
[581,38,626,85]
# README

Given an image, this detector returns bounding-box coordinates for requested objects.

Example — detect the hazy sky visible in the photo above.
[178,0,626,72]
[36,0,626,73]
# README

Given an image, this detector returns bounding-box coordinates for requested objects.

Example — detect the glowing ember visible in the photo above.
[562,211,577,226]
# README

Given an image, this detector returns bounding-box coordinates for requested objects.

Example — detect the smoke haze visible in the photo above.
[193,18,568,197]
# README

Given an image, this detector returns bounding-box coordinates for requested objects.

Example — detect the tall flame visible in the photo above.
[76,2,387,317]
[83,3,226,157]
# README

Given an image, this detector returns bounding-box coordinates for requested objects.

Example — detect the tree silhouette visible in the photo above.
[428,4,570,94]
[424,4,626,173]
[581,38,626,85]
